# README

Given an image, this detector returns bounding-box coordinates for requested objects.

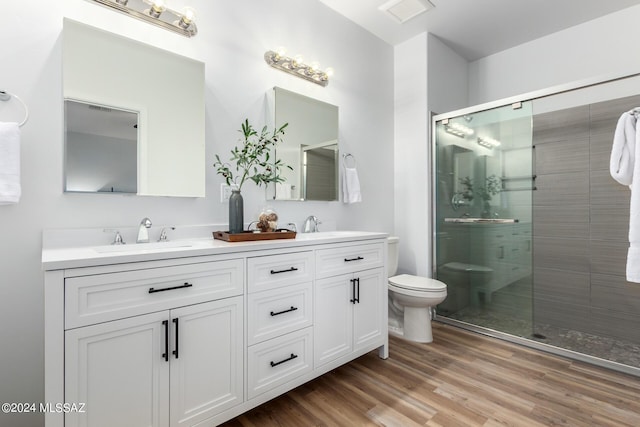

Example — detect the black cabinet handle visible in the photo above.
[270,306,298,316]
[162,320,169,362]
[149,282,193,294]
[270,267,299,275]
[356,277,360,304]
[172,318,179,359]
[344,256,364,262]
[270,353,298,367]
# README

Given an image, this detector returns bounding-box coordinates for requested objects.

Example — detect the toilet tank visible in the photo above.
[387,236,399,276]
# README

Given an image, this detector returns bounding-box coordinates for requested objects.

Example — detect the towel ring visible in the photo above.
[343,153,356,168]
[0,90,29,127]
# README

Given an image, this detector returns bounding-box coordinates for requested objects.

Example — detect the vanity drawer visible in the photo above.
[316,243,384,279]
[247,327,313,400]
[65,259,243,329]
[247,282,313,345]
[248,251,313,293]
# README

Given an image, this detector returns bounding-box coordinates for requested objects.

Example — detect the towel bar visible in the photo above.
[0,90,28,127]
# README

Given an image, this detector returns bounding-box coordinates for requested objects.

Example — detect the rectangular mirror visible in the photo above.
[272,87,339,201]
[63,19,205,197]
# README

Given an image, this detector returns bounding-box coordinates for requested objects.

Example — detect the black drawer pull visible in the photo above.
[162,320,169,362]
[270,353,298,367]
[270,306,298,316]
[350,278,360,304]
[172,318,179,359]
[270,267,299,275]
[149,282,193,293]
[344,256,364,262]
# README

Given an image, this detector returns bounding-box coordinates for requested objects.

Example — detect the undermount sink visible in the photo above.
[93,241,194,253]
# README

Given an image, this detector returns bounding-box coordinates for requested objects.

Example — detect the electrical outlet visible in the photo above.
[220,184,238,202]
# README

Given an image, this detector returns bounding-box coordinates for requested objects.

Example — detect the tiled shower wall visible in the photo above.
[532,94,640,343]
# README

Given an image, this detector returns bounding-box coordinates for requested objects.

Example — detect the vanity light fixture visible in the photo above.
[477,136,501,149]
[264,49,334,87]
[444,122,474,138]
[88,0,198,37]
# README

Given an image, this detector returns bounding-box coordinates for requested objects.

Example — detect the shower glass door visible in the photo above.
[434,102,534,339]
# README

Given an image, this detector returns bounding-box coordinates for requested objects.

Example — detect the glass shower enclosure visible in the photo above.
[432,76,640,374]
[433,102,535,339]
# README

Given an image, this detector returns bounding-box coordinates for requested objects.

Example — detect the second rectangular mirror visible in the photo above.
[272,87,339,201]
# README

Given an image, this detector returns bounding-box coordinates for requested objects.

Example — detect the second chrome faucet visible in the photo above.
[136,217,152,243]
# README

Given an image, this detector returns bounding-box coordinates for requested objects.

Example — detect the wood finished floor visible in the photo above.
[221,323,640,427]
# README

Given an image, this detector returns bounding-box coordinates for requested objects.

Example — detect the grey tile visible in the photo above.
[533,172,589,206]
[532,106,589,145]
[590,239,629,276]
[590,128,615,172]
[591,273,640,313]
[590,204,629,242]
[533,267,590,305]
[533,205,589,239]
[534,137,589,175]
[590,94,640,129]
[533,237,590,273]
[533,298,589,331]
[588,307,640,343]
[590,169,630,206]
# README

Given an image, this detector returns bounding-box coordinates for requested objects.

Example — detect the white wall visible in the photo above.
[394,34,428,276]
[468,5,640,105]
[0,1,393,425]
[427,34,469,116]
[393,33,468,277]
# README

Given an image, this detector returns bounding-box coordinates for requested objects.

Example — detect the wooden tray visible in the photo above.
[213,229,297,242]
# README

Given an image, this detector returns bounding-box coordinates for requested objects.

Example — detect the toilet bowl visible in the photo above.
[387,237,448,343]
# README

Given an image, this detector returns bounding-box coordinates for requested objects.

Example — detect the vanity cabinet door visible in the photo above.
[65,311,170,427]
[65,297,244,427]
[314,267,385,368]
[314,274,353,367]
[169,296,243,427]
[353,268,385,353]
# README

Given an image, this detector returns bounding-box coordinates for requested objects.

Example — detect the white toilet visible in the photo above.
[387,236,447,343]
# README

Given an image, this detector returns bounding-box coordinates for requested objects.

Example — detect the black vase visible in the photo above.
[229,190,244,233]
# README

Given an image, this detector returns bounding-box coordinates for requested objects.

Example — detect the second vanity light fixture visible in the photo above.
[264,48,334,87]
[89,0,198,37]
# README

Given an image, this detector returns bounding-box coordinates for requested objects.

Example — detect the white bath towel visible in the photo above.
[0,122,21,204]
[610,111,640,282]
[342,166,362,204]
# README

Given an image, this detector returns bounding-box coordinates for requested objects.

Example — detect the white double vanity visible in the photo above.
[43,230,388,426]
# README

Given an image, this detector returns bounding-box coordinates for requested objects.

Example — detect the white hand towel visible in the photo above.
[0,122,21,204]
[610,112,640,282]
[343,166,362,204]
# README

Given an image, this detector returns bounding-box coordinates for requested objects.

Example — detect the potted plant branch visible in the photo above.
[214,119,290,233]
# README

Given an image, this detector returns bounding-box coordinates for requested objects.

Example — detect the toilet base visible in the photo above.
[403,306,433,343]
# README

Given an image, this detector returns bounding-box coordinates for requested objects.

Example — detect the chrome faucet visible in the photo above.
[136,217,152,243]
[158,227,175,242]
[302,215,321,233]
[104,229,125,245]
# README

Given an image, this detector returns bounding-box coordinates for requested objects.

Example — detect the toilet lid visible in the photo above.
[389,274,447,291]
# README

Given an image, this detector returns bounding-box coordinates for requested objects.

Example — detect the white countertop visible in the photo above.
[42,231,388,271]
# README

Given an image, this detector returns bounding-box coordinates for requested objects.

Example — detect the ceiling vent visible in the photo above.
[379,0,434,24]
